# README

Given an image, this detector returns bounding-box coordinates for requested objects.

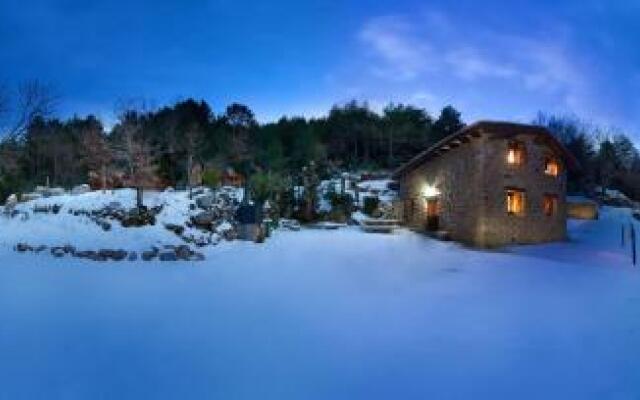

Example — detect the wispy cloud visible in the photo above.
[357,13,590,111]
[358,16,433,81]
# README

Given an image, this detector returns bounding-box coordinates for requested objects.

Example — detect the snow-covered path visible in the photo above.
[1,206,640,399]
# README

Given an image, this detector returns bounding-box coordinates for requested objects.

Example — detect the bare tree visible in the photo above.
[113,107,157,208]
[7,80,59,139]
[80,123,112,192]
[184,123,203,199]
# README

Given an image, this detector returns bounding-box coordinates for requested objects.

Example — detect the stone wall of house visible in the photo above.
[398,132,568,247]
[478,133,567,246]
[399,135,487,245]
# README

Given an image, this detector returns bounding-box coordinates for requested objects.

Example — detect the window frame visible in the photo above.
[506,140,526,167]
[544,156,561,177]
[505,187,526,216]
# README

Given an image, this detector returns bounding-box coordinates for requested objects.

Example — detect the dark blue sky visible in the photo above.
[1,0,638,134]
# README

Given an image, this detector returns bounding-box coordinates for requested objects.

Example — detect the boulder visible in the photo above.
[165,223,185,236]
[16,243,32,252]
[159,252,178,261]
[175,245,193,260]
[196,194,215,210]
[5,194,18,208]
[51,247,66,258]
[142,250,158,261]
[191,211,215,229]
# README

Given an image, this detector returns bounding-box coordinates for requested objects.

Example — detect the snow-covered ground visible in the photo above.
[1,194,639,399]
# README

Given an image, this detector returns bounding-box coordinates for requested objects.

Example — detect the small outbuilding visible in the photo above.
[393,121,579,247]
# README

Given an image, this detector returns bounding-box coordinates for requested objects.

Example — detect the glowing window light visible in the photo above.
[506,142,525,165]
[545,158,560,176]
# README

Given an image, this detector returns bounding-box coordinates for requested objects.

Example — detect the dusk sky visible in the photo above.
[1,0,638,133]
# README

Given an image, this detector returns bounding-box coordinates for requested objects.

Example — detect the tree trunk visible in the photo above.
[187,153,193,199]
[101,164,107,194]
[136,187,144,208]
[388,128,394,167]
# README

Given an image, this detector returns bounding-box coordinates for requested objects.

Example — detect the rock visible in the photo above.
[16,243,32,252]
[51,247,66,258]
[4,194,18,210]
[175,245,193,260]
[120,206,159,227]
[33,204,62,214]
[71,184,91,195]
[165,223,185,236]
[112,250,128,261]
[142,250,157,261]
[159,252,178,261]
[75,250,95,259]
[196,194,215,210]
[127,251,138,261]
[62,244,75,255]
[191,211,215,229]
[100,221,112,231]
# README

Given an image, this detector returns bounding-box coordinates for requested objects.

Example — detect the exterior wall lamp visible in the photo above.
[422,184,440,199]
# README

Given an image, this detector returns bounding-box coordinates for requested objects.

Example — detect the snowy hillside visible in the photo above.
[0,188,244,257]
[0,195,639,398]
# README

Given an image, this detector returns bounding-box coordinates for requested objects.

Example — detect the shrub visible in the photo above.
[363,196,379,216]
[202,169,221,188]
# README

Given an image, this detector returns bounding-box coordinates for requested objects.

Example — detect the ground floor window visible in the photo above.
[506,189,525,215]
[543,194,558,216]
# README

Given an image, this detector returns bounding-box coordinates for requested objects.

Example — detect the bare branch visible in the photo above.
[7,80,59,139]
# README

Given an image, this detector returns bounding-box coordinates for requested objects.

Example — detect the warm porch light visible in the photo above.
[422,184,440,199]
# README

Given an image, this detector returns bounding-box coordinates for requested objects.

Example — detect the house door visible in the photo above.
[426,199,439,231]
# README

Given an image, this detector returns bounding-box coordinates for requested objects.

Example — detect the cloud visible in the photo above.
[444,48,518,81]
[357,13,594,114]
[358,16,433,81]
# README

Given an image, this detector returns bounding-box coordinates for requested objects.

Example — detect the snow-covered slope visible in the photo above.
[0,188,242,252]
[0,197,639,399]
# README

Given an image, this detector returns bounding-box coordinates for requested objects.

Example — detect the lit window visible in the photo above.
[506,189,525,215]
[544,157,560,176]
[506,141,526,166]
[543,194,558,216]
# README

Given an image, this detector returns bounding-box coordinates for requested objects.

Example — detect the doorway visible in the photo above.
[425,199,439,231]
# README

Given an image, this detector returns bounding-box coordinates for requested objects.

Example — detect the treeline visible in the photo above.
[0,86,465,201]
[1,80,639,204]
[533,113,640,198]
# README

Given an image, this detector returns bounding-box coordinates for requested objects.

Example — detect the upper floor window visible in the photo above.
[506,141,526,166]
[506,188,525,215]
[543,194,558,216]
[544,157,560,177]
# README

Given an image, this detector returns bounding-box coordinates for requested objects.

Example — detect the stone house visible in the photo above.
[393,121,579,247]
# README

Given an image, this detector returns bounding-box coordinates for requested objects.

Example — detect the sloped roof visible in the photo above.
[392,121,580,178]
